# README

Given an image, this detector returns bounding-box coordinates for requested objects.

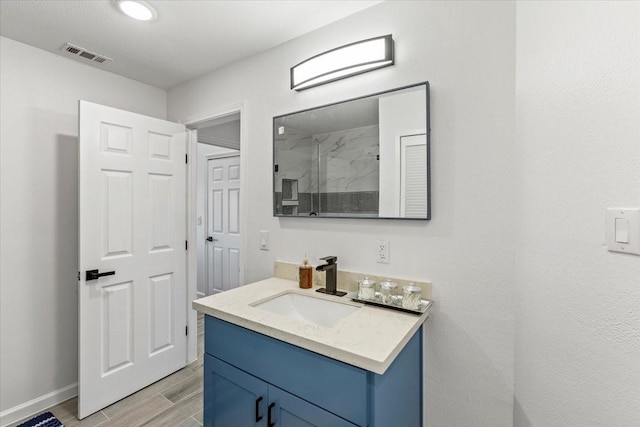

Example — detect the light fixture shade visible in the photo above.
[291,34,394,91]
[117,0,157,21]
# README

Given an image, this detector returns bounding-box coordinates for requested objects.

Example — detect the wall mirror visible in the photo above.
[273,82,430,219]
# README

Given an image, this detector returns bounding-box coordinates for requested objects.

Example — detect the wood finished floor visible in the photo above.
[9,314,205,427]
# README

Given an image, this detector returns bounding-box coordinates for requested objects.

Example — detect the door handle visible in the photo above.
[267,402,276,427]
[206,236,218,242]
[255,396,263,422]
[85,269,115,281]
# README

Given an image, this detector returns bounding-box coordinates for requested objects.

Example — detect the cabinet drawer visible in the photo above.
[205,316,368,426]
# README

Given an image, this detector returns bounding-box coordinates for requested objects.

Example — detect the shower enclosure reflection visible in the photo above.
[273,82,430,219]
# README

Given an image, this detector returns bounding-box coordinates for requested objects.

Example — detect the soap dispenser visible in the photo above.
[299,253,313,289]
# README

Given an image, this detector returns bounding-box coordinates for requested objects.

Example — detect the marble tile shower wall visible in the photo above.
[311,125,379,214]
[274,125,380,215]
[311,125,379,193]
[274,192,313,213]
[311,191,379,214]
[274,126,313,193]
[275,191,378,215]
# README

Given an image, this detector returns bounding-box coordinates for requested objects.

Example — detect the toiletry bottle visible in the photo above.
[299,254,313,289]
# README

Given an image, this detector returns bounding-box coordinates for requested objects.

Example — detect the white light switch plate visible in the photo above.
[606,208,640,255]
[259,230,270,251]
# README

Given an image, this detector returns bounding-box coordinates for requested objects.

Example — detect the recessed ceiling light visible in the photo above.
[117,0,157,21]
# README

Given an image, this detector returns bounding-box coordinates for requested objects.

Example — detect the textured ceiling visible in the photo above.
[0,0,381,89]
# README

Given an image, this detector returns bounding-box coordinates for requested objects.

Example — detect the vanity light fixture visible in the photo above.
[291,34,394,91]
[117,0,157,21]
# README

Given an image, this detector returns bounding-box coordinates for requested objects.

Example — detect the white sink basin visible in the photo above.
[251,291,360,327]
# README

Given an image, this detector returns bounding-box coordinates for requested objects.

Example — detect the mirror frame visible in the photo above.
[273,81,430,220]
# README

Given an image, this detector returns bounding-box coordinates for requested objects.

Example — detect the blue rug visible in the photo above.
[17,411,63,427]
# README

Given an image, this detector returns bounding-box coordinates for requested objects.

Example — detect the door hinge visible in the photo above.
[185,325,189,336]
[185,240,188,250]
[77,271,80,281]
[185,154,188,164]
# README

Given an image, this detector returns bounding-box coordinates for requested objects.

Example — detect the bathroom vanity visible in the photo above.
[193,277,431,426]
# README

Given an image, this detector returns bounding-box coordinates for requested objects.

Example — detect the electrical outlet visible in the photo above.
[376,240,390,263]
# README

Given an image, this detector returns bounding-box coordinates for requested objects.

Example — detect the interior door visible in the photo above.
[78,101,187,418]
[399,133,427,218]
[206,155,241,294]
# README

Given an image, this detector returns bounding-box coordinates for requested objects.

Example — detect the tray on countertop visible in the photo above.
[348,292,433,315]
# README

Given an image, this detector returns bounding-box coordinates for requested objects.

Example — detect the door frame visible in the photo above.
[205,153,241,296]
[180,102,247,364]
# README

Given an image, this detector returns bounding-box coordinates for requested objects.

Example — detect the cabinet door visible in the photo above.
[205,355,268,427]
[268,385,357,427]
[206,316,368,426]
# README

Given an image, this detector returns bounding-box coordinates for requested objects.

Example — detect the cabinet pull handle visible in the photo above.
[255,396,263,422]
[267,402,276,427]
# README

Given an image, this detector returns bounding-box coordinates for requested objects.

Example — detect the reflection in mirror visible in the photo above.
[273,82,430,219]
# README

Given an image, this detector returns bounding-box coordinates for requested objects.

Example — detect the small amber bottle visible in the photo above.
[299,254,313,289]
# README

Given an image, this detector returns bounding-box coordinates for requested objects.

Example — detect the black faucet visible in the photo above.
[315,256,346,297]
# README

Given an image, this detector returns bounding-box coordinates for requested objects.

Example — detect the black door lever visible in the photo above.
[85,269,115,281]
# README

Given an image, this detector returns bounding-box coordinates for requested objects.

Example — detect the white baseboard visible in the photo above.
[196,291,205,298]
[0,383,77,427]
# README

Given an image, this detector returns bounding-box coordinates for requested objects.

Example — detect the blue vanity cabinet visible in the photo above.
[206,354,268,426]
[206,355,355,427]
[268,385,357,427]
[204,315,423,427]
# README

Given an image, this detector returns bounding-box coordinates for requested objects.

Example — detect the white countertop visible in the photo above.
[192,277,431,375]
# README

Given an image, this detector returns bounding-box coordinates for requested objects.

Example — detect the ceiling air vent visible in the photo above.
[62,43,112,65]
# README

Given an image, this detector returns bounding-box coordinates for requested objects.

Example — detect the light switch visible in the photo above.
[259,230,270,251]
[606,208,640,256]
[615,218,629,243]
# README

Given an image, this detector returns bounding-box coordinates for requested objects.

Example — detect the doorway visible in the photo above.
[188,111,243,298]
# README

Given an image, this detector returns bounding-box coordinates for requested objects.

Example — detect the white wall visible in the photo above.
[199,120,240,143]
[379,88,426,216]
[514,2,640,426]
[0,36,167,420]
[169,2,517,425]
[198,119,241,149]
[196,143,239,296]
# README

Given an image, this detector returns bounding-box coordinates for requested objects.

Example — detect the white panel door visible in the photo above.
[78,101,187,418]
[206,155,241,294]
